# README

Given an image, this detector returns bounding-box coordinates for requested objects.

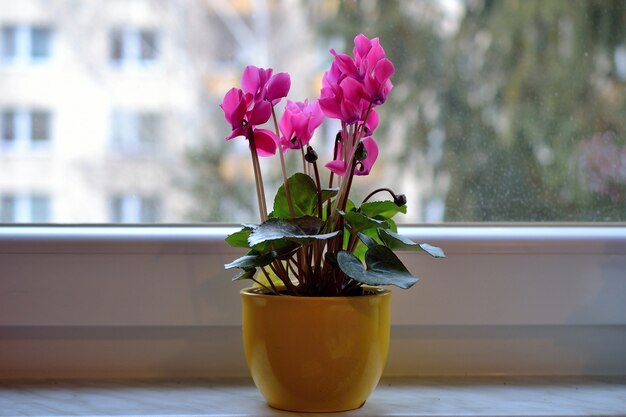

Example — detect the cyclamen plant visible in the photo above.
[220,34,444,296]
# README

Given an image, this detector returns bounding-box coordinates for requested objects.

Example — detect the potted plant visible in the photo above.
[220,33,444,412]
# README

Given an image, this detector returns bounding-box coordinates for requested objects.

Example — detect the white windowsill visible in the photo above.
[1,376,626,416]
[1,225,625,379]
[1,224,625,254]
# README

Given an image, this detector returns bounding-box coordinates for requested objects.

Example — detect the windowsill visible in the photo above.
[2,376,626,416]
[2,225,625,378]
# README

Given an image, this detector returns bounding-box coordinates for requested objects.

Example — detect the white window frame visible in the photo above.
[109,110,161,154]
[109,28,159,69]
[109,194,161,223]
[0,193,52,223]
[0,108,52,152]
[0,25,53,65]
[1,225,625,378]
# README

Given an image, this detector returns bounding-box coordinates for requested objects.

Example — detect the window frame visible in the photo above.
[0,108,52,151]
[0,24,53,65]
[109,27,160,68]
[1,224,625,377]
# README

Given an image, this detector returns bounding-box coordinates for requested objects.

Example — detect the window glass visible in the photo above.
[30,195,51,222]
[110,194,161,223]
[1,110,15,143]
[0,196,15,222]
[30,27,51,58]
[0,194,51,222]
[110,111,160,153]
[31,111,50,142]
[139,30,157,62]
[110,29,124,63]
[0,26,16,59]
[1,0,625,224]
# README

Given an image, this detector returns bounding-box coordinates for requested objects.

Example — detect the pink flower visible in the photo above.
[363,107,379,136]
[354,137,379,176]
[220,87,271,139]
[320,34,394,116]
[319,76,366,124]
[325,137,379,177]
[279,99,324,150]
[219,66,291,157]
[241,65,291,105]
[352,34,394,105]
[251,128,279,157]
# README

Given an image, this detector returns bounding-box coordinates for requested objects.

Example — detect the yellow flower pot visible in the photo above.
[240,287,391,412]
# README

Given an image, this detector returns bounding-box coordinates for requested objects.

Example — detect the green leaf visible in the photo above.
[378,228,418,249]
[358,232,379,248]
[232,268,256,281]
[378,229,446,258]
[340,210,387,233]
[419,243,446,258]
[248,217,339,246]
[337,245,418,289]
[224,250,277,270]
[321,188,339,201]
[273,173,318,218]
[360,200,407,220]
[225,227,252,248]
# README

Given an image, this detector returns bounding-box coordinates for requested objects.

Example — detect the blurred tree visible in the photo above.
[319,0,626,221]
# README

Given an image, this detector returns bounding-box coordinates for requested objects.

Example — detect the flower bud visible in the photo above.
[355,141,368,161]
[305,146,318,163]
[394,194,407,207]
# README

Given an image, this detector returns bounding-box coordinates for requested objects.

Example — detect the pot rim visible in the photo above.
[240,286,391,301]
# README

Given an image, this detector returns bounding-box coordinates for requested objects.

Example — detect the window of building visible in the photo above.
[110,194,161,223]
[109,28,159,66]
[0,193,51,223]
[110,111,161,154]
[0,109,51,151]
[0,25,52,63]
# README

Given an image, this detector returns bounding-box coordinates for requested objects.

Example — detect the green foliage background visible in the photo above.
[319,0,626,221]
[188,0,626,223]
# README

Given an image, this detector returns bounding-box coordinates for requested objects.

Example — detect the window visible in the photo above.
[0,109,51,151]
[110,194,161,223]
[0,1,625,224]
[109,28,159,66]
[110,111,161,154]
[0,25,52,63]
[0,193,51,222]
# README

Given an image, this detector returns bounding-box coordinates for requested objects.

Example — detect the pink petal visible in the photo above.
[322,61,343,88]
[252,128,278,157]
[355,137,379,176]
[247,100,272,126]
[325,160,348,176]
[266,72,291,103]
[307,100,324,124]
[353,33,372,62]
[319,87,344,120]
[241,66,261,96]
[374,58,395,83]
[330,50,359,78]
[220,88,246,127]
[341,76,364,102]
[367,38,386,63]
[364,108,379,132]
[226,126,246,141]
[279,106,294,141]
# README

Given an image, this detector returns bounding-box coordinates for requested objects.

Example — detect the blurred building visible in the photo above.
[0,0,327,223]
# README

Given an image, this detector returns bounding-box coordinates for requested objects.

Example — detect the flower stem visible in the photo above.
[271,107,296,218]
[247,127,268,222]
[362,188,398,204]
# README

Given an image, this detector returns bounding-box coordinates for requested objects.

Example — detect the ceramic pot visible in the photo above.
[240,287,391,412]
